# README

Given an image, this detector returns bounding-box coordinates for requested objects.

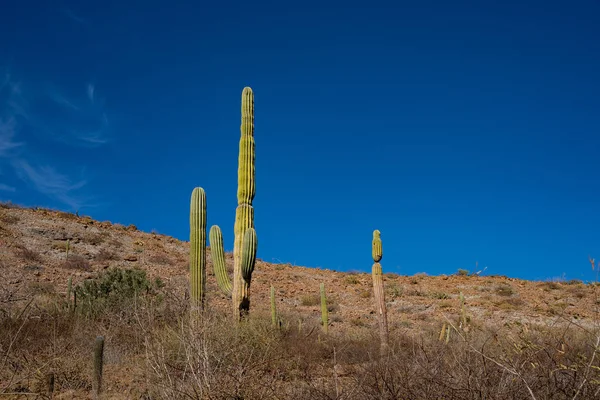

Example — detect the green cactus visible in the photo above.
[372,229,389,355]
[189,187,207,311]
[92,336,104,400]
[210,87,258,320]
[65,239,70,260]
[320,283,328,333]
[67,276,73,311]
[210,226,232,296]
[372,229,382,262]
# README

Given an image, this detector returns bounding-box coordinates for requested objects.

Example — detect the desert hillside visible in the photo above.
[1,202,599,399]
[1,203,597,329]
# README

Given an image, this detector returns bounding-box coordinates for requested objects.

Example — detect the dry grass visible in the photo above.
[1,275,600,399]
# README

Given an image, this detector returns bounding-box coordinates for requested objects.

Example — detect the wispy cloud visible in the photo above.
[11,159,87,209]
[0,69,112,210]
[87,84,95,103]
[63,8,88,25]
[0,183,16,192]
[0,117,24,156]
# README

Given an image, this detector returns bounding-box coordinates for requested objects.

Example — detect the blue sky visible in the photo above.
[1,0,599,281]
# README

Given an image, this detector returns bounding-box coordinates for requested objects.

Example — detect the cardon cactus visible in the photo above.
[210,87,258,319]
[372,229,389,355]
[190,187,207,311]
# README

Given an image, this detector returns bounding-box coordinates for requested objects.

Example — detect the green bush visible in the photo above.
[74,267,164,317]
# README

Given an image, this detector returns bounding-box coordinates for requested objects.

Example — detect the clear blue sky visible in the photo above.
[1,0,599,281]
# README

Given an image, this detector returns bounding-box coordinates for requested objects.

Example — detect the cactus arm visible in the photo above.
[189,187,207,310]
[241,228,257,282]
[209,225,232,296]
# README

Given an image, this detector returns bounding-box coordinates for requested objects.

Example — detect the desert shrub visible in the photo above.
[495,283,515,296]
[385,283,403,299]
[300,293,321,306]
[73,267,164,318]
[60,255,91,270]
[345,275,360,285]
[94,248,119,262]
[148,253,172,265]
[457,268,470,276]
[0,212,19,224]
[16,245,42,262]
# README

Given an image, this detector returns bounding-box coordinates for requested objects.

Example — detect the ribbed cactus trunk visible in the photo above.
[371,230,389,355]
[92,336,104,400]
[210,87,258,321]
[190,187,207,312]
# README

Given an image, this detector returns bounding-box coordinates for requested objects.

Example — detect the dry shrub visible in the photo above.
[148,253,173,265]
[0,212,19,224]
[60,255,90,271]
[16,245,43,263]
[94,248,118,262]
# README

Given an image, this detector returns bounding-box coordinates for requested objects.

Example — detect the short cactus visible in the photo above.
[189,187,207,311]
[371,229,389,355]
[320,283,328,333]
[270,285,277,327]
[92,336,104,400]
[210,87,258,320]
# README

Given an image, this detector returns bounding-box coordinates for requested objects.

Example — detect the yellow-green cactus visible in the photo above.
[372,229,382,262]
[371,229,389,355]
[190,187,207,310]
[320,283,328,333]
[210,87,258,319]
[210,225,232,296]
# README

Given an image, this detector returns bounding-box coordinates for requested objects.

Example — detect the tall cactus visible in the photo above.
[371,229,389,355]
[190,187,207,311]
[210,87,258,320]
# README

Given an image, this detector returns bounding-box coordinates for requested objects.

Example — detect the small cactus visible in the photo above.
[320,283,328,333]
[92,336,104,400]
[371,229,389,355]
[459,292,468,330]
[67,276,73,311]
[189,187,207,311]
[65,239,70,260]
[270,285,277,327]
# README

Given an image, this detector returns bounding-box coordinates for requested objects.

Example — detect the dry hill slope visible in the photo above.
[1,202,597,332]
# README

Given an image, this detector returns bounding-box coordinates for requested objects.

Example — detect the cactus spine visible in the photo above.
[210,87,258,320]
[92,336,104,400]
[371,230,389,355]
[320,283,328,333]
[190,187,207,311]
